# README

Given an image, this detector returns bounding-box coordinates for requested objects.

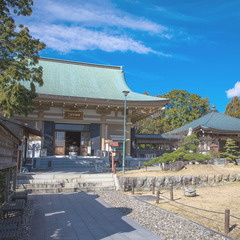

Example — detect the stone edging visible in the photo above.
[118,173,240,190]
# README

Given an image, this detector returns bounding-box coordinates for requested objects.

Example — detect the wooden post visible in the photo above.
[156,190,160,204]
[132,184,134,194]
[170,185,173,201]
[152,182,155,195]
[13,166,17,191]
[112,152,114,172]
[138,162,141,169]
[225,209,230,234]
[5,168,10,202]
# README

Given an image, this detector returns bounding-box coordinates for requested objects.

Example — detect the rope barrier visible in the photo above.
[166,201,224,224]
[160,193,240,221]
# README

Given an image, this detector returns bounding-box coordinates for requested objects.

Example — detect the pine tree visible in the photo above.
[224,138,239,165]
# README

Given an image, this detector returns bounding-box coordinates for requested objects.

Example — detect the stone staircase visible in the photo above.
[32,156,109,171]
[16,173,116,194]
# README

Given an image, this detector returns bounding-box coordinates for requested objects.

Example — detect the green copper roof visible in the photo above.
[32,58,167,103]
[166,109,240,134]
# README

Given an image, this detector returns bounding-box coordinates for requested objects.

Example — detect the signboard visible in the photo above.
[63,110,84,120]
[110,142,119,147]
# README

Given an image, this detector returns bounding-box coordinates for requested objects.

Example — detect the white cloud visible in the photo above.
[16,0,175,56]
[36,1,168,34]
[226,81,240,98]
[29,24,171,55]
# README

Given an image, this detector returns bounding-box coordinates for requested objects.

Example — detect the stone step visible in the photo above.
[17,183,63,189]
[78,182,115,188]
[61,188,79,193]
[16,172,116,193]
[63,183,79,188]
[17,181,114,189]
[17,173,112,180]
[17,185,115,194]
[26,188,62,194]
[17,177,113,185]
[17,179,59,184]
[80,186,116,192]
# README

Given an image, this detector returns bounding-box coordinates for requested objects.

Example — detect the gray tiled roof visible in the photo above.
[166,110,240,134]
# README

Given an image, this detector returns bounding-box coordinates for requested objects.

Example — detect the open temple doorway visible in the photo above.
[65,132,81,155]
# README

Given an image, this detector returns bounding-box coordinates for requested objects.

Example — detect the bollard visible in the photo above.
[225,209,230,234]
[156,190,160,204]
[132,184,135,194]
[170,185,173,201]
[152,182,155,195]
[138,162,141,169]
[114,163,116,173]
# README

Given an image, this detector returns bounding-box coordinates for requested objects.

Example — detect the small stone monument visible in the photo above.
[183,186,196,197]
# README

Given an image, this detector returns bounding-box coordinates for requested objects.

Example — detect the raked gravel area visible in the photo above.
[96,191,232,240]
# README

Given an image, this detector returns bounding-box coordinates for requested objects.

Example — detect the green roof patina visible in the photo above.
[32,58,168,103]
[166,109,240,134]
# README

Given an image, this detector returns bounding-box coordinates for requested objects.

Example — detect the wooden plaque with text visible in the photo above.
[63,110,84,120]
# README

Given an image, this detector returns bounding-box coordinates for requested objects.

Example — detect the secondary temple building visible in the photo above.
[14,58,169,158]
[165,105,240,153]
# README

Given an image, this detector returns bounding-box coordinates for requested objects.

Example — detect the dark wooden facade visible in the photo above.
[0,120,20,203]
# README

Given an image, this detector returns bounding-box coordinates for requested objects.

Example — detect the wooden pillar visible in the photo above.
[5,168,10,202]
[101,114,106,151]
[13,166,17,191]
[38,110,44,130]
[126,123,131,156]
[101,124,105,151]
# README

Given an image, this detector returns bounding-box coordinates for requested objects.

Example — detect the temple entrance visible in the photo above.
[54,130,91,156]
[65,132,81,155]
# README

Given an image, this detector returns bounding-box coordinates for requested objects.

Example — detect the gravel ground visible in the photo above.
[96,191,232,240]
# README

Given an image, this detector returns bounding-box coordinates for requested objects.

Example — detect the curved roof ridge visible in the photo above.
[40,57,122,70]
[201,111,214,127]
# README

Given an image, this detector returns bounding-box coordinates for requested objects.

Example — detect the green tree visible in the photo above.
[224,138,239,165]
[182,134,200,153]
[0,0,46,117]
[225,96,240,118]
[135,112,164,134]
[159,90,210,132]
[143,134,210,167]
[135,90,210,134]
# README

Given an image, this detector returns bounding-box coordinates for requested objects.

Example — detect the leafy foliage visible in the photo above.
[223,138,239,165]
[159,90,210,132]
[135,90,210,134]
[0,0,46,117]
[225,96,240,118]
[143,134,210,167]
[182,134,200,152]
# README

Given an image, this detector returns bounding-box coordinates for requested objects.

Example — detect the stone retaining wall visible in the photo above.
[118,173,240,190]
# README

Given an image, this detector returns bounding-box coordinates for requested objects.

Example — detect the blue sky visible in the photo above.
[18,0,240,113]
